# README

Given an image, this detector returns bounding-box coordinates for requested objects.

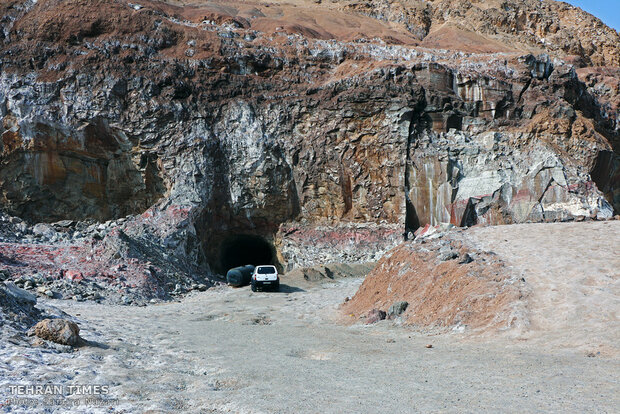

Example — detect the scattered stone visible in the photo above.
[415,223,455,241]
[113,264,127,272]
[31,337,74,352]
[32,223,55,238]
[366,309,386,324]
[35,286,55,298]
[0,270,9,281]
[31,337,46,347]
[438,246,458,261]
[245,315,272,325]
[65,270,84,282]
[459,253,474,264]
[32,319,83,346]
[387,301,409,318]
[425,344,433,349]
[54,220,74,228]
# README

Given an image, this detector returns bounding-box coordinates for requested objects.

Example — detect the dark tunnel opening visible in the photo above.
[218,234,277,274]
[446,113,462,131]
[404,197,420,239]
[590,150,619,214]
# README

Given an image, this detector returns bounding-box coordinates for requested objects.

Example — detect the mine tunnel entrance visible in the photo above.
[218,234,277,274]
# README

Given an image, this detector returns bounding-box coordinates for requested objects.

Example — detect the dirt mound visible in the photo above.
[344,220,620,355]
[342,228,528,332]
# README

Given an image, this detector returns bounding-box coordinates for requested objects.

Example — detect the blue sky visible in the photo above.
[564,0,620,32]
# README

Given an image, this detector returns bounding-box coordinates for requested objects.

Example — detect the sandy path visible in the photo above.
[1,275,618,413]
[467,221,620,355]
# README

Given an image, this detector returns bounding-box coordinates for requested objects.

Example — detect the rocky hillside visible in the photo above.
[0,0,618,297]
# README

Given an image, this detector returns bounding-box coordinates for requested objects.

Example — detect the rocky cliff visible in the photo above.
[0,0,618,299]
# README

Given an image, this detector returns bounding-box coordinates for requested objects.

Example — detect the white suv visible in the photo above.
[251,265,279,292]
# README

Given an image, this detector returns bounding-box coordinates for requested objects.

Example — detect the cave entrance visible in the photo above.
[218,234,277,274]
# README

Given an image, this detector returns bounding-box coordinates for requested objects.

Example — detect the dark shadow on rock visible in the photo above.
[0,252,26,266]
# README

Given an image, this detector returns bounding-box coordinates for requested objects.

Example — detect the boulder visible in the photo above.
[32,223,55,238]
[459,253,474,264]
[64,270,84,282]
[0,283,41,330]
[438,246,458,261]
[387,301,409,318]
[4,282,37,305]
[366,309,387,324]
[33,319,83,346]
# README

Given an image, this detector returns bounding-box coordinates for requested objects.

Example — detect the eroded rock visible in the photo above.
[32,319,83,347]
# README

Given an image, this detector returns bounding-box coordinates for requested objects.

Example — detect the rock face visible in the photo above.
[0,0,618,292]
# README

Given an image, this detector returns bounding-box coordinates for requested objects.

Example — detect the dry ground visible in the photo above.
[466,220,620,356]
[1,221,618,413]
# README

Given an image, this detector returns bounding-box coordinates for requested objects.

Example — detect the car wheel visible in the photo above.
[251,282,257,292]
[273,283,279,292]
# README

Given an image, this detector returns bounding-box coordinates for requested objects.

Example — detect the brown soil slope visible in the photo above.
[343,220,620,354]
[162,0,620,65]
[342,227,528,332]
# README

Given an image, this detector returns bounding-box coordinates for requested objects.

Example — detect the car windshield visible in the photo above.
[257,266,276,274]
